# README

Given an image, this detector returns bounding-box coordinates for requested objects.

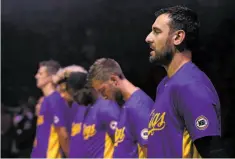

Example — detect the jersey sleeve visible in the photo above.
[176,83,221,141]
[98,100,120,137]
[127,98,153,146]
[49,93,67,127]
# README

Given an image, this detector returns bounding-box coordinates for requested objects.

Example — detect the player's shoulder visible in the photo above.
[132,89,153,103]
[46,91,67,109]
[126,89,153,111]
[158,76,168,89]
[75,105,87,117]
[96,98,120,113]
[79,105,88,112]
[46,91,63,101]
[172,79,216,101]
[173,62,213,88]
[168,62,217,96]
[93,97,111,107]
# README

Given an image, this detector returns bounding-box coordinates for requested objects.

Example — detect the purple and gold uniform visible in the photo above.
[69,105,87,158]
[72,98,120,158]
[66,102,79,136]
[113,89,153,158]
[148,62,221,158]
[31,91,70,158]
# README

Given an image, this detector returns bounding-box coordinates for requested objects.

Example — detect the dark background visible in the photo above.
[1,0,235,157]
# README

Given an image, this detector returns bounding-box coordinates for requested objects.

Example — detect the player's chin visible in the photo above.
[36,83,42,88]
[149,55,157,63]
[37,82,46,89]
[149,55,165,66]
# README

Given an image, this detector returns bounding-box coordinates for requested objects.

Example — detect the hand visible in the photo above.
[52,68,66,84]
[52,65,87,84]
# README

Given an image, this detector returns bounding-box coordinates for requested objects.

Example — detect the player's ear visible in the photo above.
[173,30,185,46]
[110,74,119,86]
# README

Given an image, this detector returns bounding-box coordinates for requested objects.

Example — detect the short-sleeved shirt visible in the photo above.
[31,91,69,158]
[148,61,221,158]
[70,98,120,158]
[113,89,153,158]
[69,105,87,158]
[65,102,79,136]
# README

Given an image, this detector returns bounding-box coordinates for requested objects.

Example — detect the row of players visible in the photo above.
[31,6,226,158]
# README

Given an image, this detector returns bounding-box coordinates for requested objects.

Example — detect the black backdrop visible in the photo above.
[2,0,235,156]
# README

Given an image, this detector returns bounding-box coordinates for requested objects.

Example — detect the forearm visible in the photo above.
[55,127,70,157]
[194,136,229,158]
[58,135,70,157]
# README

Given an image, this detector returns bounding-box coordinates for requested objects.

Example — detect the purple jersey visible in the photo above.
[31,91,70,158]
[69,105,87,158]
[65,102,79,136]
[77,98,120,158]
[148,62,221,158]
[113,89,153,158]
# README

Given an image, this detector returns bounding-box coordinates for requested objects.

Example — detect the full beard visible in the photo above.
[149,41,174,67]
[113,88,125,107]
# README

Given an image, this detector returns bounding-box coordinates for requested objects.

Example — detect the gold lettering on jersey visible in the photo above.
[37,115,44,125]
[71,122,82,136]
[114,127,125,147]
[83,124,96,140]
[148,110,166,135]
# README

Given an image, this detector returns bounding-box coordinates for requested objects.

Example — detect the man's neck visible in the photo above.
[119,79,139,101]
[42,84,55,97]
[165,50,192,78]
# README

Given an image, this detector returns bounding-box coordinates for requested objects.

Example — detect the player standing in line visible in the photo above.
[55,65,120,158]
[52,66,89,158]
[87,58,154,158]
[145,5,227,158]
[31,60,70,158]
[52,65,88,137]
[71,76,121,158]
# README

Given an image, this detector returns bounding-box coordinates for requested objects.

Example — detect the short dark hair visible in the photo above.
[155,5,200,50]
[87,58,125,86]
[39,60,61,75]
[65,72,97,106]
